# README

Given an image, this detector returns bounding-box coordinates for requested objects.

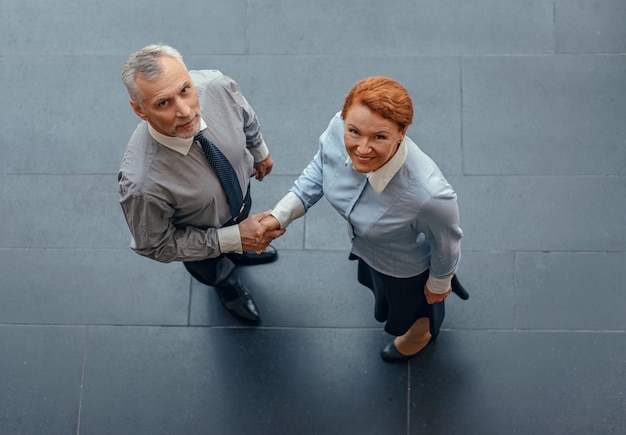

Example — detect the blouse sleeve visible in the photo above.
[418,193,463,290]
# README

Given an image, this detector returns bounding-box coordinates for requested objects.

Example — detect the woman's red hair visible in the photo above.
[341,76,413,130]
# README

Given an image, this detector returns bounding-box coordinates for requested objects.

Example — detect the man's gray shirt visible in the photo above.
[118,70,268,263]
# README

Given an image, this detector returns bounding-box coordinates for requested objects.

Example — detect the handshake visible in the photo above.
[239,210,285,253]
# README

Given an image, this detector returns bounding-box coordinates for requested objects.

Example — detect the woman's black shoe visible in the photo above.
[380,341,415,363]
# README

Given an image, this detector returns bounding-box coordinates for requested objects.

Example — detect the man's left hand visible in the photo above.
[253,155,274,181]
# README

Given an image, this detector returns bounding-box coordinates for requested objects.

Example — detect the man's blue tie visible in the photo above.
[194,131,244,222]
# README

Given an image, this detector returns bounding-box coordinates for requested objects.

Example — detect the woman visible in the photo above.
[260,77,466,362]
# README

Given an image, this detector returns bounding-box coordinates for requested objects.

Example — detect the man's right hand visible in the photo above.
[239,210,285,252]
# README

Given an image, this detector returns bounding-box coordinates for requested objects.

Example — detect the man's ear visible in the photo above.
[130,99,148,121]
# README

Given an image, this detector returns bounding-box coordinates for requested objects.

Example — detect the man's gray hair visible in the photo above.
[121,44,187,104]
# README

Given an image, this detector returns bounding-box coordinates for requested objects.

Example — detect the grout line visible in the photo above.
[406,364,412,435]
[553,1,558,54]
[244,0,250,55]
[513,251,520,331]
[76,326,88,435]
[460,55,465,176]
[187,275,193,327]
[0,323,623,333]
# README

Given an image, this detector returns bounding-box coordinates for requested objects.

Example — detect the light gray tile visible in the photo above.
[1,175,129,248]
[0,249,189,325]
[453,175,626,251]
[249,0,555,55]
[463,55,626,175]
[0,326,84,434]
[0,0,247,55]
[516,252,626,330]
[556,0,626,53]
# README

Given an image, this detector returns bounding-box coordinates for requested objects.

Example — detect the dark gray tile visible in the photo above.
[410,331,626,434]
[188,55,462,177]
[516,252,626,330]
[80,326,408,435]
[0,175,131,249]
[0,325,84,434]
[1,0,624,433]
[0,56,137,174]
[249,0,554,55]
[463,55,626,175]
[0,0,247,55]
[556,0,626,53]
[190,250,381,329]
[444,251,515,330]
[452,175,626,252]
[237,56,461,175]
[0,249,189,325]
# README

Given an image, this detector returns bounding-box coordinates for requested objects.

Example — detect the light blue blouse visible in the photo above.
[272,112,463,287]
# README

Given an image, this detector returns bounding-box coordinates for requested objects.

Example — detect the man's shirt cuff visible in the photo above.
[250,141,270,162]
[217,225,242,254]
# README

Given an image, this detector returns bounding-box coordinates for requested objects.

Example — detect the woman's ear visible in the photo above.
[399,126,409,143]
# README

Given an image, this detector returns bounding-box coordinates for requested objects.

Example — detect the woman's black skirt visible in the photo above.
[352,255,445,337]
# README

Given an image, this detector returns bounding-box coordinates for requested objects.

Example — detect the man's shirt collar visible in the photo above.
[148,118,208,155]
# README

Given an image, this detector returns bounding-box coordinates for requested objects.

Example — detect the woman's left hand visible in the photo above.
[424,286,451,304]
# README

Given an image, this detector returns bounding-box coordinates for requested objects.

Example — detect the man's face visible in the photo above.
[130,56,201,138]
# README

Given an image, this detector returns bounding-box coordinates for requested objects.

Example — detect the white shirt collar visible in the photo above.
[148,118,208,155]
[345,139,407,195]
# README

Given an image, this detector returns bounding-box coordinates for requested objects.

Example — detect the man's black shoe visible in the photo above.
[229,245,278,266]
[215,283,260,325]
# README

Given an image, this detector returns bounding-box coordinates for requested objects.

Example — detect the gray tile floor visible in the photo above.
[1,1,625,434]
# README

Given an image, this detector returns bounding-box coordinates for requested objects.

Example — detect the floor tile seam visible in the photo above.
[513,251,520,329]
[0,247,129,250]
[210,52,626,58]
[0,172,119,176]
[4,172,625,178]
[0,323,382,329]
[443,327,626,334]
[3,248,623,254]
[455,174,626,179]
[2,52,625,58]
[2,323,624,333]
[0,247,132,251]
[461,52,626,58]
[76,327,88,435]
[463,249,626,254]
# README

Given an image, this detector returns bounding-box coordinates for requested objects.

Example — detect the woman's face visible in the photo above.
[343,104,407,173]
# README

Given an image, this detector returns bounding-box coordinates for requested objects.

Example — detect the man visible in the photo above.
[118,44,284,325]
